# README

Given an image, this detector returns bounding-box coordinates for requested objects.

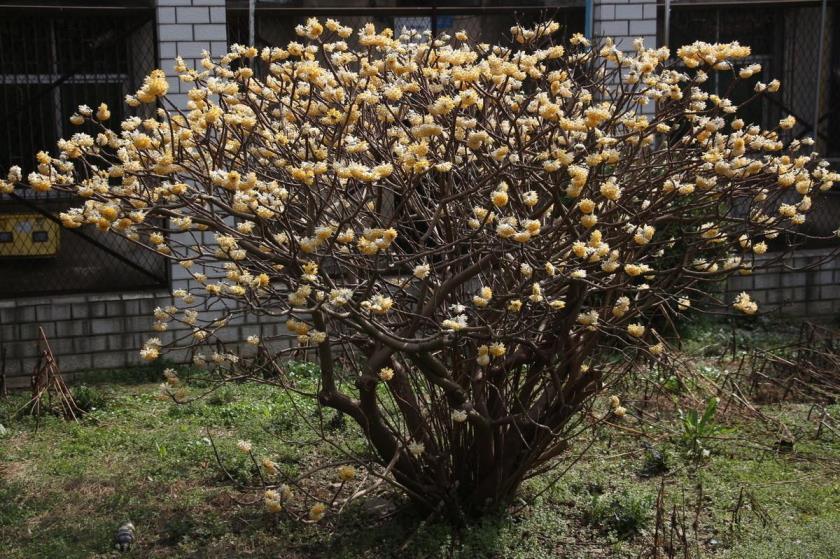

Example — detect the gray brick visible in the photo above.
[0,323,17,342]
[19,322,55,341]
[615,5,644,19]
[56,320,88,338]
[83,294,122,304]
[36,304,71,322]
[763,288,782,304]
[597,21,629,37]
[106,335,126,352]
[781,272,806,288]
[176,7,210,24]
[165,93,190,110]
[159,42,178,59]
[727,276,753,291]
[817,269,834,285]
[594,5,614,19]
[172,41,210,58]
[91,318,122,335]
[58,353,93,372]
[165,75,181,94]
[140,297,167,315]
[754,273,779,290]
[822,284,840,300]
[194,24,227,41]
[119,333,146,352]
[792,287,808,302]
[171,264,194,281]
[629,20,657,36]
[613,36,637,51]
[158,24,193,42]
[89,301,108,318]
[93,350,130,370]
[4,339,25,360]
[209,6,226,23]
[0,309,14,328]
[70,303,89,320]
[214,328,241,343]
[106,300,127,316]
[211,41,229,57]
[7,369,29,388]
[125,316,153,334]
[73,336,108,354]
[193,0,226,6]
[643,4,657,19]
[12,306,36,323]
[122,291,167,301]
[17,358,40,378]
[157,7,177,24]
[157,0,191,5]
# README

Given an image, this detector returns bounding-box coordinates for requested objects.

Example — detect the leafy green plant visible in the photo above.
[585,490,653,538]
[207,387,236,406]
[285,360,320,380]
[71,385,107,413]
[678,397,726,459]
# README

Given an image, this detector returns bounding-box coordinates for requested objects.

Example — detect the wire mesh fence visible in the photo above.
[0,5,168,297]
[663,2,840,243]
[666,3,839,158]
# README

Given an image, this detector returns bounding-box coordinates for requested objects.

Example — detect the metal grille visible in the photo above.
[664,2,840,243]
[0,5,168,297]
[226,1,585,53]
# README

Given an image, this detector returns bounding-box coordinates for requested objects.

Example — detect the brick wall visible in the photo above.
[725,248,840,316]
[1,291,169,389]
[593,0,657,52]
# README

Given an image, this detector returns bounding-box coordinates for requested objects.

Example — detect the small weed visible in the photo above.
[639,443,669,477]
[678,397,726,460]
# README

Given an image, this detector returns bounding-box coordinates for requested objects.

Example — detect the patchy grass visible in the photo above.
[0,334,838,558]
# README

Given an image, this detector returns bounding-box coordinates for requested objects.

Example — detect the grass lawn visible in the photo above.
[1,321,838,558]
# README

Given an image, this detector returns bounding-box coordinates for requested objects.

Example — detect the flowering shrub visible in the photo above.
[3,19,838,518]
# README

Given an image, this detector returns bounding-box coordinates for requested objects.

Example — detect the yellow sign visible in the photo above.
[0,213,60,257]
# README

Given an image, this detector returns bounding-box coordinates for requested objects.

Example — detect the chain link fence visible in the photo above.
[0,4,168,297]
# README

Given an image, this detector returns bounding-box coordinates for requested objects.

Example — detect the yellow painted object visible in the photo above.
[0,213,60,257]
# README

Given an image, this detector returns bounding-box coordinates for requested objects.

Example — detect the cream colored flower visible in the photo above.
[627,323,645,338]
[236,440,253,454]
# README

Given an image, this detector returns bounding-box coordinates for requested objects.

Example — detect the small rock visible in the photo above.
[114,521,135,552]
